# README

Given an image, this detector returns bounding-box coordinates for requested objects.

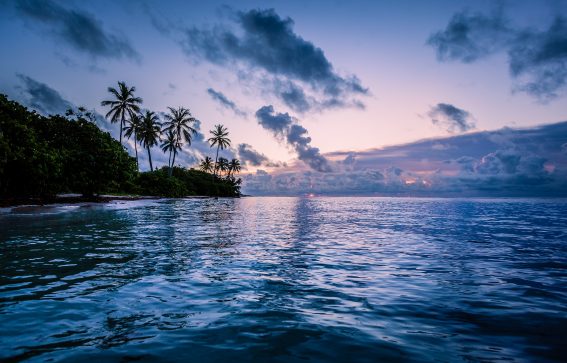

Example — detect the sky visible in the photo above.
[0,0,566,196]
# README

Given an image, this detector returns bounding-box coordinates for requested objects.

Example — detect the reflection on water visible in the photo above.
[1,197,566,362]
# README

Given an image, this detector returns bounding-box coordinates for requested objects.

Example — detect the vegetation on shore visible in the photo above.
[0,83,242,203]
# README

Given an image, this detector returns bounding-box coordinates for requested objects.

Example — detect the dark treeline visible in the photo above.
[0,93,241,204]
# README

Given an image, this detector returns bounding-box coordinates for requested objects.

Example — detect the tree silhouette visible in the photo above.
[228,158,241,178]
[123,112,143,170]
[138,111,161,171]
[101,81,143,145]
[161,130,181,173]
[162,107,197,176]
[207,124,231,177]
[199,156,214,173]
[217,157,229,177]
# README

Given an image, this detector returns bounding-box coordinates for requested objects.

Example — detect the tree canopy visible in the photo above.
[0,95,240,203]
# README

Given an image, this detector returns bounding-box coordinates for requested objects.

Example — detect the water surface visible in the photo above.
[1,197,566,362]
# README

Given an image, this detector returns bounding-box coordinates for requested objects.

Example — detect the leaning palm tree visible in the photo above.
[207,124,231,177]
[217,157,229,177]
[123,112,143,170]
[228,158,241,178]
[101,81,143,145]
[162,107,197,176]
[138,111,161,171]
[161,130,181,173]
[199,156,214,173]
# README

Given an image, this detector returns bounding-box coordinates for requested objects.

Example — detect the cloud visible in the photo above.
[473,149,547,177]
[237,143,283,168]
[15,74,73,116]
[140,1,176,37]
[13,74,127,140]
[427,10,510,63]
[427,103,476,133]
[181,8,368,112]
[276,81,311,113]
[428,10,567,101]
[286,124,331,172]
[207,88,247,117]
[15,0,140,61]
[237,143,269,166]
[255,105,294,135]
[255,105,332,172]
[242,121,567,197]
[508,17,567,100]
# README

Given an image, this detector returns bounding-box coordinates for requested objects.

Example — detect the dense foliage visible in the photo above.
[0,95,240,202]
[135,167,241,198]
[0,94,136,198]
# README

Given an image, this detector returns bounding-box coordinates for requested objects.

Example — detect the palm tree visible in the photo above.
[161,130,181,173]
[217,157,229,177]
[207,124,231,177]
[162,107,197,176]
[228,158,241,178]
[123,112,143,170]
[199,156,214,173]
[138,111,161,171]
[101,81,143,145]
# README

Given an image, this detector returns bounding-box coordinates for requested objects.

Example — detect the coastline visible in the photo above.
[0,194,214,210]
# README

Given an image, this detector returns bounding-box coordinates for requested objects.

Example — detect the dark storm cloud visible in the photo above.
[277,81,311,113]
[181,8,368,112]
[238,143,269,166]
[255,105,332,172]
[427,10,510,63]
[286,124,331,172]
[237,143,284,168]
[207,88,247,117]
[255,105,294,134]
[427,103,475,133]
[15,74,72,116]
[508,17,567,100]
[428,10,567,100]
[242,121,567,197]
[15,0,140,61]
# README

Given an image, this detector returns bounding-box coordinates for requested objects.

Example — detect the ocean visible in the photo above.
[1,197,566,362]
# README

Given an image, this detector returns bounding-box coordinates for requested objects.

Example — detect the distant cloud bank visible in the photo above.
[243,121,567,197]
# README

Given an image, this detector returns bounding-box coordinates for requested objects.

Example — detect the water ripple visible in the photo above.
[1,197,566,362]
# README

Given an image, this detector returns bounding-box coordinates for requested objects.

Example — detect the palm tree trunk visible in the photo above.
[147,146,153,171]
[134,132,139,171]
[119,116,124,145]
[167,149,172,177]
[214,146,220,176]
[170,151,177,176]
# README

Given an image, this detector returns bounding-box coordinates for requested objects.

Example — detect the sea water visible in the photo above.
[1,197,566,362]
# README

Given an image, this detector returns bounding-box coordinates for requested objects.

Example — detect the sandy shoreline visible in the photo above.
[0,194,213,210]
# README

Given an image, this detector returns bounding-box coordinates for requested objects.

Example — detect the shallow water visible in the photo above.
[1,197,566,362]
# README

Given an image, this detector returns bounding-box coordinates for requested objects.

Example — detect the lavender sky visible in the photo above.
[1,0,566,196]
